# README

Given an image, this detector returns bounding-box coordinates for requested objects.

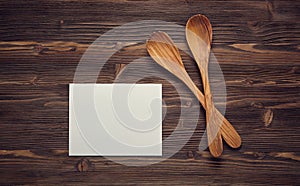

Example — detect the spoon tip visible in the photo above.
[187,14,210,25]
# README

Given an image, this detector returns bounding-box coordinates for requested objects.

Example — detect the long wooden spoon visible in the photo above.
[186,15,222,156]
[146,31,241,157]
[186,14,241,150]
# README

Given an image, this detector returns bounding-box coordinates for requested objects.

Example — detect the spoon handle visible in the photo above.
[199,64,223,157]
[178,71,241,149]
[191,84,242,149]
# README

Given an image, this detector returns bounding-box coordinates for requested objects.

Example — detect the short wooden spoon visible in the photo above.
[186,14,241,149]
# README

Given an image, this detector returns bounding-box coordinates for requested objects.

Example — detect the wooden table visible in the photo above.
[1,0,299,185]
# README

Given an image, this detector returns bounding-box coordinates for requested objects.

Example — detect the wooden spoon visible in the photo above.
[146,31,240,157]
[186,14,241,149]
[186,15,223,156]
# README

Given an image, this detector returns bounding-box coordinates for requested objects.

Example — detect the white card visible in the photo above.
[69,84,162,156]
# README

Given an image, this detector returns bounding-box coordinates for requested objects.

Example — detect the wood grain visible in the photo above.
[0,0,299,185]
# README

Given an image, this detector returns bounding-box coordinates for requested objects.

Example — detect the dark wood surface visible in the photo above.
[0,0,299,185]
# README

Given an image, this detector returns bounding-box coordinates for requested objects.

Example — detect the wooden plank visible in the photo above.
[0,0,299,185]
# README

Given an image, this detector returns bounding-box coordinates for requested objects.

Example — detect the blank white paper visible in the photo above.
[69,84,162,156]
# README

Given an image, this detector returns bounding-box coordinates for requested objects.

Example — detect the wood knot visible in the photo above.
[289,66,299,74]
[184,0,190,5]
[248,21,259,28]
[114,42,124,50]
[251,102,264,109]
[185,100,192,107]
[34,44,44,54]
[70,47,76,51]
[254,152,266,160]
[263,109,273,127]
[243,79,254,86]
[187,151,194,159]
[29,76,38,85]
[247,21,262,32]
[76,158,91,172]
